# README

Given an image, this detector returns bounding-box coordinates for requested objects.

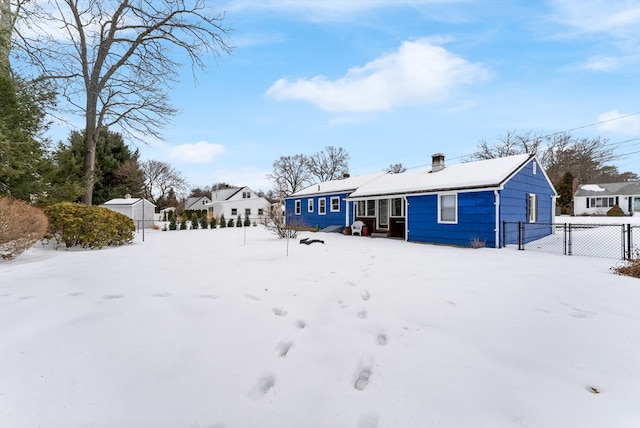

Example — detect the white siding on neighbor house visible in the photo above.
[101,198,156,229]
[205,186,270,224]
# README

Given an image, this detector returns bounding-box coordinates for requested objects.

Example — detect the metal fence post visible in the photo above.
[567,223,572,256]
[563,223,567,255]
[518,221,524,250]
[625,224,631,260]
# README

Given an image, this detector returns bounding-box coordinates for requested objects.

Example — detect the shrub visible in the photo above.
[227,217,234,227]
[45,202,134,249]
[210,216,217,229]
[0,197,49,259]
[169,216,177,230]
[236,215,242,227]
[220,214,226,228]
[180,220,187,230]
[470,237,486,249]
[199,217,208,229]
[259,209,303,239]
[612,249,640,278]
[244,215,251,227]
[607,205,625,216]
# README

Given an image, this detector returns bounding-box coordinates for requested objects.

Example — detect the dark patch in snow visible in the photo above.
[295,320,306,329]
[276,341,294,357]
[103,294,124,299]
[272,307,287,317]
[360,289,370,301]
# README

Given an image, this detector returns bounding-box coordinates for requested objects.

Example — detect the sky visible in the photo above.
[46,0,640,194]
[1,220,638,427]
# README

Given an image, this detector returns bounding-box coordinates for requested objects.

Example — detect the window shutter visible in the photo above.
[586,198,590,208]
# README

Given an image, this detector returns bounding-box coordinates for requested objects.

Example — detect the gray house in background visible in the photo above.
[573,182,640,216]
[185,196,211,211]
[100,195,157,228]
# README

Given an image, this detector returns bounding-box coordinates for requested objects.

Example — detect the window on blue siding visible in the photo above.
[295,200,301,215]
[319,198,326,214]
[308,199,314,212]
[527,194,538,223]
[391,198,404,217]
[330,197,340,212]
[438,194,457,223]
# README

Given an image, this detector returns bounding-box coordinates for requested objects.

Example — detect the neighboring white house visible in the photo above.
[573,182,640,216]
[184,196,211,211]
[100,195,157,228]
[205,186,270,224]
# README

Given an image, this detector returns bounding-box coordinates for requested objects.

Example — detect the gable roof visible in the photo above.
[289,172,388,198]
[101,197,156,207]
[574,182,640,197]
[185,196,211,210]
[211,187,242,202]
[349,154,535,198]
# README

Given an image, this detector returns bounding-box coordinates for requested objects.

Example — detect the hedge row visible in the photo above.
[45,202,135,249]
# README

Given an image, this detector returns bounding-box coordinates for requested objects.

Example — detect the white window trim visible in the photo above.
[438,193,458,224]
[330,196,340,212]
[295,200,301,215]
[308,199,314,213]
[318,198,327,215]
[527,194,538,223]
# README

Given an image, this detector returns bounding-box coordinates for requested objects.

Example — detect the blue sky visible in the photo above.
[49,0,640,192]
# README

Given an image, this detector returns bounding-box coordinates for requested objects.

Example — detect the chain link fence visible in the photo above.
[503,221,638,260]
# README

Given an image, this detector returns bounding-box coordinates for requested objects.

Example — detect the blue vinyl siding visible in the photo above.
[285,192,353,229]
[500,159,555,245]
[407,191,497,247]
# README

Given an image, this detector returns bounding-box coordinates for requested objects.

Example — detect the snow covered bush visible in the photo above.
[0,196,48,259]
[44,202,134,249]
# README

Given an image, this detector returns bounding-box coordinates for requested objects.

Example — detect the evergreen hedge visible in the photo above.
[44,202,135,249]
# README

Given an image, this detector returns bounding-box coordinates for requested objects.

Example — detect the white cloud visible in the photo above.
[168,141,226,163]
[266,38,488,112]
[597,110,640,134]
[550,0,640,38]
[582,56,625,72]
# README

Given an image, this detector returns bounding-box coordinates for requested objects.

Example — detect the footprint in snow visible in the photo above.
[360,289,370,301]
[376,333,387,346]
[272,307,287,317]
[295,320,306,329]
[103,294,124,299]
[354,354,374,391]
[199,294,218,299]
[250,375,276,399]
[276,341,294,357]
[152,292,171,298]
[356,308,368,319]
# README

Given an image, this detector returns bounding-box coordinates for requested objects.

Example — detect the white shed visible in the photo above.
[100,195,157,229]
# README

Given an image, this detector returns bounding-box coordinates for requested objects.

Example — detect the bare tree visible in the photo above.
[470,131,631,184]
[9,0,231,205]
[386,163,406,174]
[141,159,187,204]
[306,146,350,182]
[267,154,312,197]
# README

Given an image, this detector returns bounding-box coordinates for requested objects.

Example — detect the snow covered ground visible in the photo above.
[1,223,639,428]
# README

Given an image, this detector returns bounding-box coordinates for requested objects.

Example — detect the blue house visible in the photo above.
[285,172,386,231]
[287,153,557,248]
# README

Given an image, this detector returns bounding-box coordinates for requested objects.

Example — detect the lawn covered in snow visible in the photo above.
[1,225,639,428]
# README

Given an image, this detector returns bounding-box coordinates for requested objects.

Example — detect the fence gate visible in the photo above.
[503,221,637,260]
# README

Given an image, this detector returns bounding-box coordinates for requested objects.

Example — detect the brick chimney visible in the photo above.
[431,153,445,172]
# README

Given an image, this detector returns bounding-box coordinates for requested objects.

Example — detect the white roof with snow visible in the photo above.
[349,154,533,198]
[101,198,155,206]
[290,172,388,197]
[580,184,606,192]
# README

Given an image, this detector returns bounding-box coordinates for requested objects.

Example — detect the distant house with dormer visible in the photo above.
[204,186,270,224]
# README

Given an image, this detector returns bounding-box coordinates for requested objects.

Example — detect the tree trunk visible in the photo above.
[0,0,11,77]
[82,90,99,205]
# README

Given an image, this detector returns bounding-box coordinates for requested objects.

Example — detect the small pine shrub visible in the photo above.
[199,217,208,229]
[227,217,234,227]
[220,215,227,228]
[0,196,49,259]
[244,215,251,227]
[169,216,177,230]
[180,220,187,230]
[210,216,217,229]
[45,202,134,249]
[607,205,625,217]
[236,215,242,227]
